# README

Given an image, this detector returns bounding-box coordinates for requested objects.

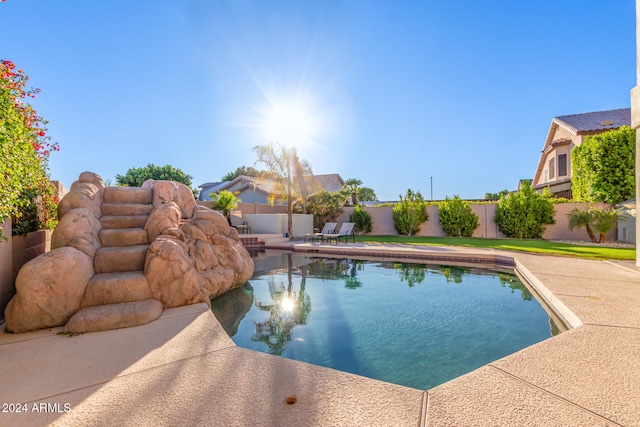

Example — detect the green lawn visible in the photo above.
[354,235,636,261]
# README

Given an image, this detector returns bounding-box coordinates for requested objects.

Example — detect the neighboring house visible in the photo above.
[532,108,631,199]
[616,198,636,244]
[517,179,532,191]
[199,173,344,203]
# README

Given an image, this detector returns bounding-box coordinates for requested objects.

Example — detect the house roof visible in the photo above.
[312,174,345,190]
[533,108,630,187]
[553,108,630,134]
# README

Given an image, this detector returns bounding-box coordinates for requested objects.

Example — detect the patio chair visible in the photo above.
[304,222,337,242]
[230,210,251,234]
[325,222,356,244]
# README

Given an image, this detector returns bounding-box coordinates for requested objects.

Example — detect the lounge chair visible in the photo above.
[304,222,337,242]
[325,222,356,244]
[230,210,251,234]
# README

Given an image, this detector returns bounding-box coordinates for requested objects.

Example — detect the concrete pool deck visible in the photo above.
[1,243,639,426]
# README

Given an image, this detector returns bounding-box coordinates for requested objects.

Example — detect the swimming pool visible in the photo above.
[210,251,557,390]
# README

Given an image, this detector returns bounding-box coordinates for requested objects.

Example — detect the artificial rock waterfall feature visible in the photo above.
[4,172,254,333]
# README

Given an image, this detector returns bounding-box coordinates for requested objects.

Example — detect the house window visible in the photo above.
[558,154,567,177]
[548,157,555,180]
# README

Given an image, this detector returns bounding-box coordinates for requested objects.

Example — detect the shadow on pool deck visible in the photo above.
[1,244,639,426]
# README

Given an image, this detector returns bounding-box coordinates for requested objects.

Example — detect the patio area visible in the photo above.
[1,243,639,426]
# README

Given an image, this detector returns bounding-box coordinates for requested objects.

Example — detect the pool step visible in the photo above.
[94,245,149,274]
[83,271,151,307]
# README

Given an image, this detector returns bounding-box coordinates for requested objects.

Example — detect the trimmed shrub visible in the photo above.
[438,196,479,237]
[349,204,372,234]
[495,182,555,239]
[306,190,344,230]
[392,189,428,236]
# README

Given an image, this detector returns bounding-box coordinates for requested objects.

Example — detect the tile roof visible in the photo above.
[553,108,630,133]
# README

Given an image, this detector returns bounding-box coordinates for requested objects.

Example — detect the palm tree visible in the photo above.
[590,207,619,243]
[253,142,313,239]
[210,190,241,219]
[567,206,619,243]
[567,208,598,243]
[343,178,363,205]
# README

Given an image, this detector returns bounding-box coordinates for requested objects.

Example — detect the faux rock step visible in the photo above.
[99,228,149,247]
[64,299,164,333]
[103,186,153,204]
[82,271,152,307]
[94,245,149,274]
[100,215,149,229]
[101,203,154,216]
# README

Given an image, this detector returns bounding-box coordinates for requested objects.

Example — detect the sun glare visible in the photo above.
[263,102,316,149]
[280,297,295,312]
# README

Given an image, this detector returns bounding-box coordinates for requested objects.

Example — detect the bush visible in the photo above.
[495,182,555,238]
[392,189,428,236]
[1,60,59,238]
[306,190,344,230]
[438,196,479,237]
[572,126,635,205]
[349,205,372,234]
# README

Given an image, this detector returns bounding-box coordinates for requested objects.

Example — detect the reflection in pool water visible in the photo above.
[210,251,555,390]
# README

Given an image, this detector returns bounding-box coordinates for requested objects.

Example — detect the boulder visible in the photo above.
[51,207,102,258]
[78,171,106,189]
[57,181,103,219]
[4,247,94,333]
[144,201,181,242]
[142,180,196,219]
[145,236,208,308]
[63,299,164,333]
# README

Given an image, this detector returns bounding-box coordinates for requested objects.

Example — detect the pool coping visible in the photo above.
[1,243,639,426]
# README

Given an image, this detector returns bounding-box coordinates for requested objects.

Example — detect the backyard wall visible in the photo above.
[336,202,616,241]
[243,214,313,238]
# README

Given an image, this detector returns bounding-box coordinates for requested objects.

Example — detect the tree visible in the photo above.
[438,196,479,237]
[495,182,555,239]
[254,143,313,238]
[221,166,265,182]
[0,59,59,238]
[567,208,597,243]
[358,187,378,202]
[116,163,197,197]
[392,189,429,236]
[342,178,363,205]
[306,190,344,230]
[571,126,635,205]
[210,190,241,217]
[485,189,509,200]
[568,206,620,243]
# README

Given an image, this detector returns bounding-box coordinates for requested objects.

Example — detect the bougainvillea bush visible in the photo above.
[0,59,59,238]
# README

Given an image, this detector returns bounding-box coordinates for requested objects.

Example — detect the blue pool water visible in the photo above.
[210,251,556,390]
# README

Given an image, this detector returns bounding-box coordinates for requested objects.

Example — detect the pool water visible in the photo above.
[210,252,555,390]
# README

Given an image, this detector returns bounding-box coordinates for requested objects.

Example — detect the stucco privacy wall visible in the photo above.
[243,213,313,237]
[336,202,616,241]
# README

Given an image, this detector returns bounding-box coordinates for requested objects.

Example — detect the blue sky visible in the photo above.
[1,0,635,200]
